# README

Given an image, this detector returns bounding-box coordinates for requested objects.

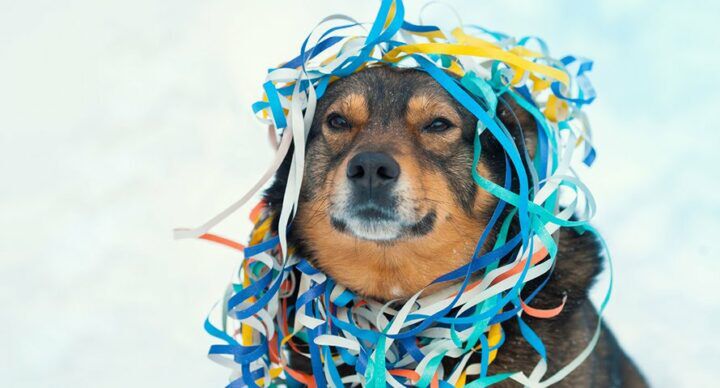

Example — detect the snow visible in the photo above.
[1,0,718,386]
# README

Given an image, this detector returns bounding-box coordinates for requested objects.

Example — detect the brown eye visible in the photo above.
[327,113,351,131]
[423,118,453,133]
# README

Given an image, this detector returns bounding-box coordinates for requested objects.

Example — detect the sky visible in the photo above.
[1,0,719,386]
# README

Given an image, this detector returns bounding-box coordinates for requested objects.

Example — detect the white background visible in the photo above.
[1,0,718,386]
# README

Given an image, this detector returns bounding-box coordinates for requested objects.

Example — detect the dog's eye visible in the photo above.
[423,118,453,133]
[327,113,351,131]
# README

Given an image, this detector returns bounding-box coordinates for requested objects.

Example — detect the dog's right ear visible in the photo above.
[496,94,538,161]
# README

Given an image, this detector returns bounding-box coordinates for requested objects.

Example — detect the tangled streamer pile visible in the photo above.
[175,0,612,386]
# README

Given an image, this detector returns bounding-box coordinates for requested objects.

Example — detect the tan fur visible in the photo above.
[322,93,368,151]
[284,67,647,385]
[406,95,463,153]
[296,90,496,301]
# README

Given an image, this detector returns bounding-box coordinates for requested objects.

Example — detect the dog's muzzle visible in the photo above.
[346,151,400,197]
[330,150,434,241]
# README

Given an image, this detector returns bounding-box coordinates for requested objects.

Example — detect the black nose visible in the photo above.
[346,151,400,190]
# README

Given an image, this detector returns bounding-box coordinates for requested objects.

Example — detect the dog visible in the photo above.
[263,65,647,387]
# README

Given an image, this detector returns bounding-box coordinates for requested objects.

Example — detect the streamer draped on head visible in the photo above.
[174,1,610,386]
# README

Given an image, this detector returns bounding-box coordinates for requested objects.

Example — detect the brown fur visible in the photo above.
[264,66,647,386]
[293,69,500,300]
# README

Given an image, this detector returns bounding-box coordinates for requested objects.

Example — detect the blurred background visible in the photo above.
[1,0,718,386]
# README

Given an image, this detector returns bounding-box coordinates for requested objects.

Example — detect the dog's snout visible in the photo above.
[346,151,400,190]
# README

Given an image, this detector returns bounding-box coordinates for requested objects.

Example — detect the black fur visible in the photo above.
[262,66,647,386]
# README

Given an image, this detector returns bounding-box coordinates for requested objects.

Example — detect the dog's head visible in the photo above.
[270,65,536,301]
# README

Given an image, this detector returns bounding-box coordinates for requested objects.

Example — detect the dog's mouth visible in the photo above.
[327,150,437,242]
[330,205,436,242]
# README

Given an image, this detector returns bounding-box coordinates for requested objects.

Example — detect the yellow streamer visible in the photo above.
[254,367,283,386]
[383,37,570,86]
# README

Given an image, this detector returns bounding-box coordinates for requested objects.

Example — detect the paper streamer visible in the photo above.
[176,0,607,386]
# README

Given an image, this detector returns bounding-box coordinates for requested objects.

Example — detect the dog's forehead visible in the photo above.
[320,66,451,117]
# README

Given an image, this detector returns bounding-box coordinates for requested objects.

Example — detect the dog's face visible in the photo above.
[293,66,534,300]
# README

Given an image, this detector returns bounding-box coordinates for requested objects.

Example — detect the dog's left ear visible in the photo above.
[496,94,537,160]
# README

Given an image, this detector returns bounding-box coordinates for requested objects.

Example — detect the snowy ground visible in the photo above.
[1,0,718,386]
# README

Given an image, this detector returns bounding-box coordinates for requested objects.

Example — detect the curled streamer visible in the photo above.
[176,1,612,387]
